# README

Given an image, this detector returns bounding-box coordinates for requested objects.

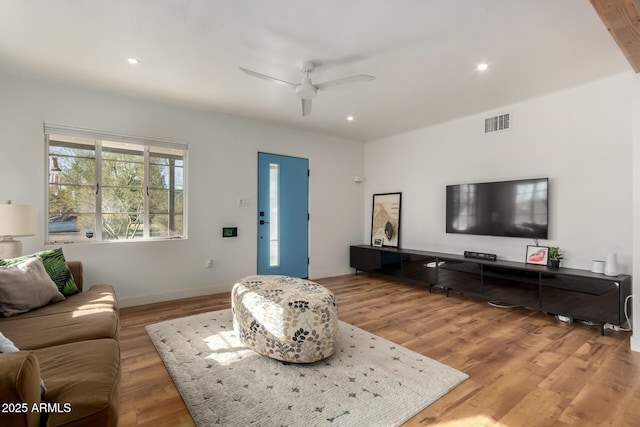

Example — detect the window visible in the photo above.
[45,123,187,243]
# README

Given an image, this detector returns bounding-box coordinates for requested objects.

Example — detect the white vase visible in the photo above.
[604,253,619,277]
[591,260,605,274]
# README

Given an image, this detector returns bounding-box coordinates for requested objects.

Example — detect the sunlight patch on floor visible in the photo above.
[426,415,505,427]
[202,330,253,366]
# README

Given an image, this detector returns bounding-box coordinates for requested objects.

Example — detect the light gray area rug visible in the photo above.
[145,309,468,426]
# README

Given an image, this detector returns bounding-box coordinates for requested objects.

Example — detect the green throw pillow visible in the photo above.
[0,248,79,296]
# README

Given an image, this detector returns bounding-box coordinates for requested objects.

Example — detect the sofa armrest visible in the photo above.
[0,352,41,427]
[66,261,83,292]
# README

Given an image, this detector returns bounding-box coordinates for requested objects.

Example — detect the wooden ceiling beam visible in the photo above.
[591,0,640,73]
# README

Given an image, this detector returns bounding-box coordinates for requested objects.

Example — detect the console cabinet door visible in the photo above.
[399,253,437,284]
[437,261,482,296]
[540,275,620,324]
[350,246,381,271]
[482,268,540,309]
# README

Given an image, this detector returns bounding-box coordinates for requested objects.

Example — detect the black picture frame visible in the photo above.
[371,192,402,248]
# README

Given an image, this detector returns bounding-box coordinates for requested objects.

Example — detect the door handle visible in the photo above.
[259,220,270,225]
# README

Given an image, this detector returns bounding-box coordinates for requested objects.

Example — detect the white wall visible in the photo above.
[0,71,365,306]
[632,72,640,351]
[365,73,633,271]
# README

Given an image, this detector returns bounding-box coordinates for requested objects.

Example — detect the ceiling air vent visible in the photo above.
[485,113,511,133]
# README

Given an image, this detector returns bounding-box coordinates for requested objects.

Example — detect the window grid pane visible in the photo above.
[46,131,187,243]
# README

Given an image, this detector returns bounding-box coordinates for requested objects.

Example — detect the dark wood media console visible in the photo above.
[350,245,632,334]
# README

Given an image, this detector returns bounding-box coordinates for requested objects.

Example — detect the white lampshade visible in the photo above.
[0,204,36,236]
[0,203,36,259]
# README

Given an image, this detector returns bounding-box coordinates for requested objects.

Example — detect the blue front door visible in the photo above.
[257,153,309,278]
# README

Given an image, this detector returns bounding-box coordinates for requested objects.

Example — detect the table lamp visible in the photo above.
[0,201,36,259]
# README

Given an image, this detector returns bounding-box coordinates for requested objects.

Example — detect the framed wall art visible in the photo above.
[371,192,401,248]
[525,245,549,266]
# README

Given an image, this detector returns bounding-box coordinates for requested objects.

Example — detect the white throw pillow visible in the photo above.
[0,331,19,352]
[0,331,47,395]
[0,257,65,317]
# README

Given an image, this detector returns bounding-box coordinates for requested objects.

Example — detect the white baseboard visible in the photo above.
[631,334,640,353]
[118,284,231,308]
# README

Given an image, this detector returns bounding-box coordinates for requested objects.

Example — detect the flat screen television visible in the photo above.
[446,177,548,239]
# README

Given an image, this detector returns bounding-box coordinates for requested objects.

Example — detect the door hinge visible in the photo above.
[308,257,310,265]
[308,169,310,177]
[308,213,310,220]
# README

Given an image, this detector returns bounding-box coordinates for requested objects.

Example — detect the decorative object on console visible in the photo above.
[591,260,605,274]
[0,201,36,259]
[604,253,619,276]
[548,247,563,269]
[371,192,401,248]
[525,245,549,266]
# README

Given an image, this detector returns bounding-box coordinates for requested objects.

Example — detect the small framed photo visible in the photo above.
[526,245,549,265]
[372,237,383,247]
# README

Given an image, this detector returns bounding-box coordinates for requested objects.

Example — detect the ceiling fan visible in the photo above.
[239,61,375,117]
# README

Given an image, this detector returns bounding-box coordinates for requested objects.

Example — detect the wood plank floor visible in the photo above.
[118,274,640,426]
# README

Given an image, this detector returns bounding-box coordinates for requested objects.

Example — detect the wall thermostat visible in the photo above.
[222,227,238,238]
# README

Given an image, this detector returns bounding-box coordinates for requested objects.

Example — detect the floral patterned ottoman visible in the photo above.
[232,275,338,363]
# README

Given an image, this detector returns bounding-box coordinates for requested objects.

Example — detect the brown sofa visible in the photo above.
[0,262,120,427]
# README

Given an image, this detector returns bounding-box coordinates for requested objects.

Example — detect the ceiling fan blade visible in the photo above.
[315,75,375,91]
[301,99,312,116]
[239,67,296,88]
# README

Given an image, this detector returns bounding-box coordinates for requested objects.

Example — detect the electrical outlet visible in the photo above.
[206,258,213,268]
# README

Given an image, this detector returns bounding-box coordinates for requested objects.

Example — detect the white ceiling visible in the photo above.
[0,0,631,142]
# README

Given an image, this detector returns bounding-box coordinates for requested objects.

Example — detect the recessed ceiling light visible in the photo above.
[346,115,355,122]
[477,63,488,71]
[127,57,139,65]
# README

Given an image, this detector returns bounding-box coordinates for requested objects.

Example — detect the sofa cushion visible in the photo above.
[0,307,119,350]
[0,258,65,317]
[0,248,79,296]
[35,339,120,427]
[0,285,118,322]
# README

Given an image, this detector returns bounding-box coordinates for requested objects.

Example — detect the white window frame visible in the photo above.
[44,123,188,244]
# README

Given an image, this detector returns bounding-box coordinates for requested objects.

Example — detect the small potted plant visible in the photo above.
[548,247,563,269]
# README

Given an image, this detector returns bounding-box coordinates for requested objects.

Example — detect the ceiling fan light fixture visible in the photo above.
[477,62,488,71]
[240,60,375,117]
[295,80,318,99]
